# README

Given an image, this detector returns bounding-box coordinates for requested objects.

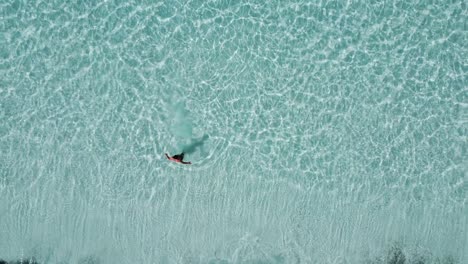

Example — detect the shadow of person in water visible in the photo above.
[182,134,209,154]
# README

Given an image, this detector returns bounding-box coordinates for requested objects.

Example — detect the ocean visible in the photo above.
[0,0,466,263]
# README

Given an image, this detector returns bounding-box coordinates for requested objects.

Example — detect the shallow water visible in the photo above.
[0,0,466,263]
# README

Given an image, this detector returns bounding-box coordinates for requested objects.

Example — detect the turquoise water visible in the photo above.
[0,0,466,263]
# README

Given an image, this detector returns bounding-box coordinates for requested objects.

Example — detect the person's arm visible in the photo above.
[181,161,192,164]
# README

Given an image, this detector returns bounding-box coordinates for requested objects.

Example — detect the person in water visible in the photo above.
[165,152,191,164]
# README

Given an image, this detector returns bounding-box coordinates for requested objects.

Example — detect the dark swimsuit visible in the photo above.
[172,153,184,161]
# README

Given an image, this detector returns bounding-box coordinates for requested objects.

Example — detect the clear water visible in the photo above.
[0,0,466,263]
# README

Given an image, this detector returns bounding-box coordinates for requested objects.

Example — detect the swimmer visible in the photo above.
[165,152,191,164]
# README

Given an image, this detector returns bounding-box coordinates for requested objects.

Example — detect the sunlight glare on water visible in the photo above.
[0,0,466,263]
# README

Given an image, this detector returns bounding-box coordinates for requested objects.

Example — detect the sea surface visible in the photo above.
[0,0,466,263]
